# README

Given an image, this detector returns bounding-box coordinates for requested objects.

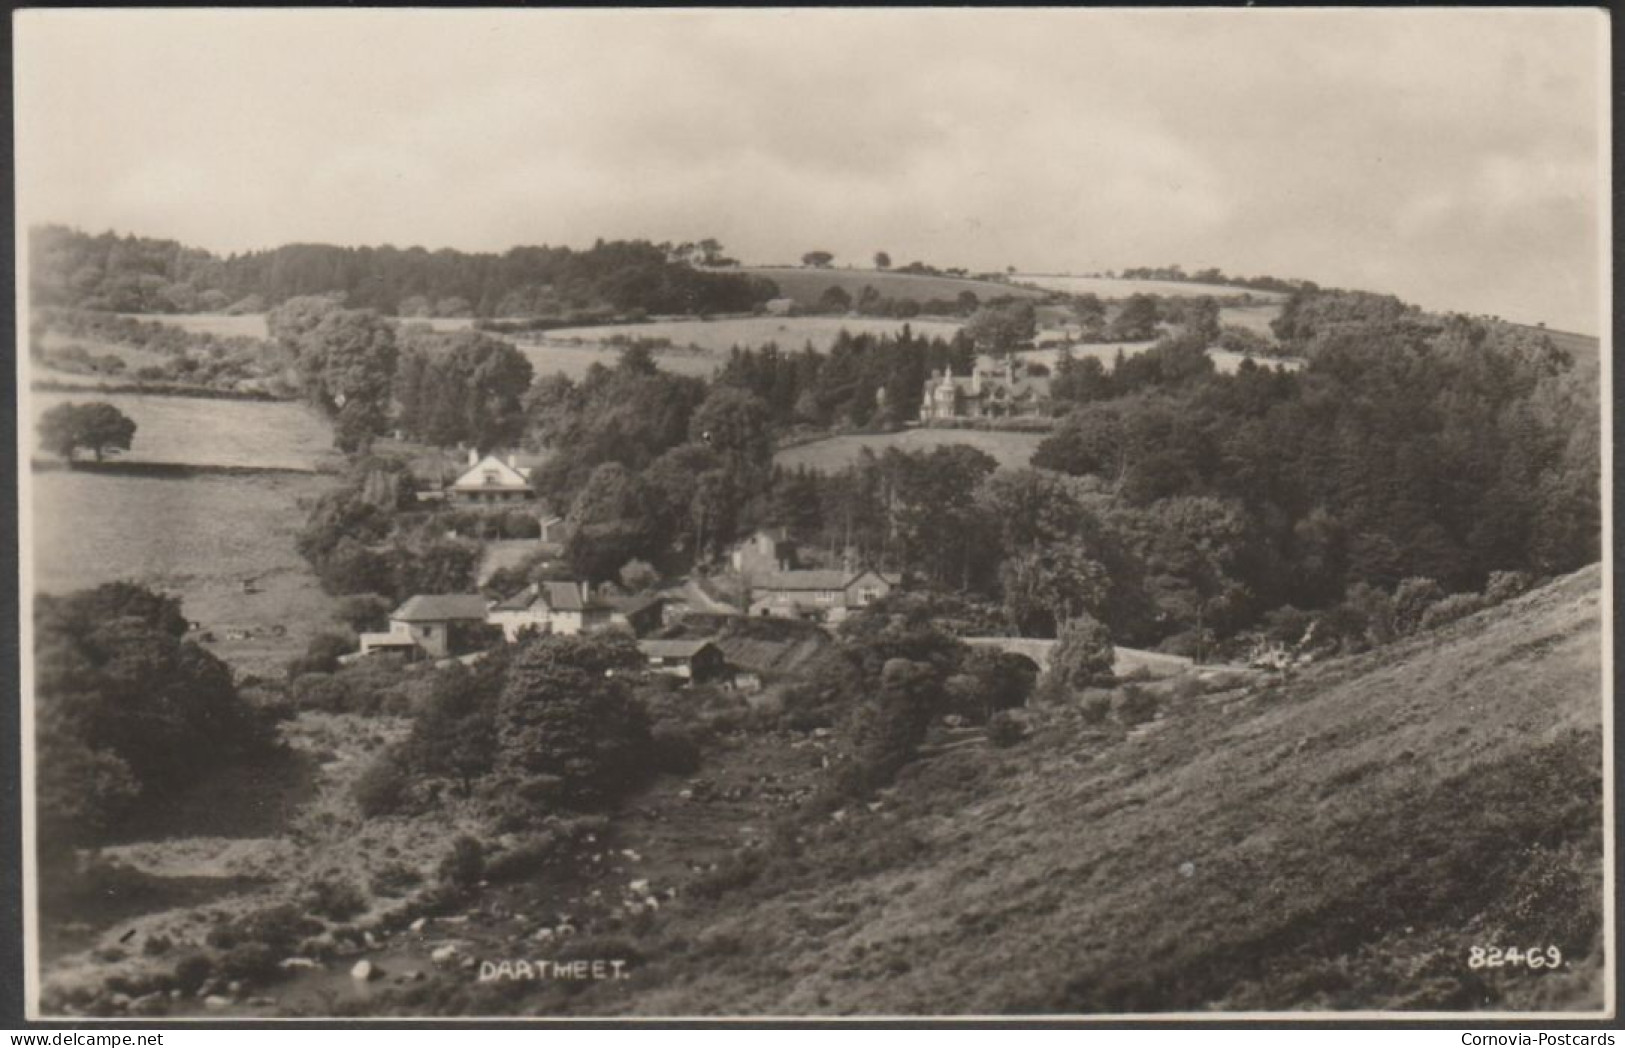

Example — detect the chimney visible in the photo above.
[508,453,518,469]
[468,447,479,467]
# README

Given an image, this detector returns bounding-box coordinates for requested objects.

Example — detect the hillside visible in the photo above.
[733,266,1045,309]
[563,566,1605,1016]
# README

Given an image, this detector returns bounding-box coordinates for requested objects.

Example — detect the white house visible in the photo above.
[448,449,537,506]
[747,568,900,623]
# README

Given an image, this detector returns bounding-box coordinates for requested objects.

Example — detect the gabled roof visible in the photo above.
[451,454,535,492]
[393,594,491,622]
[490,583,541,613]
[638,638,720,659]
[754,569,899,593]
[605,593,665,616]
[543,580,588,612]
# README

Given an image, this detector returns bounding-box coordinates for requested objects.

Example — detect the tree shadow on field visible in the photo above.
[109,744,321,843]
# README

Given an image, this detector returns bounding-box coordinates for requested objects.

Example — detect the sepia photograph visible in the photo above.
[12,7,1611,1022]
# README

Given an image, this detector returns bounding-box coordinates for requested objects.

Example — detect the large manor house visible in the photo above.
[918,354,1052,422]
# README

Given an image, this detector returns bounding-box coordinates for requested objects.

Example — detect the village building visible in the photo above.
[747,568,900,623]
[918,355,1052,422]
[637,638,728,684]
[359,594,493,660]
[448,449,539,506]
[486,580,617,641]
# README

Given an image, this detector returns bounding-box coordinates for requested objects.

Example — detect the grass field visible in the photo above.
[30,469,340,675]
[29,390,338,471]
[568,566,1603,1015]
[130,313,483,340]
[735,266,1044,308]
[1015,274,1288,301]
[776,427,1047,473]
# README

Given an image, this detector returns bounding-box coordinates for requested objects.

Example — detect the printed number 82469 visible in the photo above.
[1468,946,1562,970]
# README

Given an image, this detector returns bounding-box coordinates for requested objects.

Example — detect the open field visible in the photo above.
[129,313,484,340]
[1015,274,1288,301]
[29,390,338,471]
[776,427,1047,473]
[734,266,1044,308]
[1218,302,1282,337]
[1016,343,1303,376]
[30,470,341,676]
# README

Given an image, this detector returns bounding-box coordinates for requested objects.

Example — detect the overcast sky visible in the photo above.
[16,9,1607,333]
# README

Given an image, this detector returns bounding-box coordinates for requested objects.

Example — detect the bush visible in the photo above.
[333,595,392,634]
[987,710,1025,748]
[1420,592,1490,631]
[1485,570,1536,605]
[1392,577,1445,636]
[484,833,561,883]
[172,953,213,993]
[650,722,703,775]
[1111,684,1158,727]
[501,511,542,540]
[287,632,355,678]
[1077,689,1113,724]
[1051,615,1115,690]
[353,751,411,818]
[439,835,485,889]
[291,672,351,713]
[218,942,280,982]
[303,877,367,921]
[369,861,422,898]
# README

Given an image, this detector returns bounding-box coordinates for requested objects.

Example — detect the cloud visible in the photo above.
[15,8,1606,331]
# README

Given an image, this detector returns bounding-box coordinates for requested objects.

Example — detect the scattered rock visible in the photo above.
[1178,861,1196,878]
[109,993,132,1010]
[459,956,476,970]
[408,917,428,933]
[629,879,650,894]
[533,928,554,942]
[203,995,231,1009]
[430,945,459,965]
[406,970,425,983]
[350,959,379,982]
[279,957,321,971]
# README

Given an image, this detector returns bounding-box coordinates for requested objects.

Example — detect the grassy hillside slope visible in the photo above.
[578,565,1605,1016]
[735,267,1045,309]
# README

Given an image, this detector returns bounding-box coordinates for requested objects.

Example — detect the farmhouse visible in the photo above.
[487,580,618,640]
[359,594,493,660]
[918,355,1052,422]
[638,638,727,683]
[449,449,539,506]
[748,568,900,623]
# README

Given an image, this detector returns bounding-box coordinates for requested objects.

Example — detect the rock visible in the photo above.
[406,970,425,983]
[629,879,650,894]
[167,990,182,1000]
[350,959,379,982]
[408,917,428,933]
[363,932,377,948]
[430,945,459,965]
[279,957,321,971]
[459,956,476,970]
[226,980,243,996]
[203,995,231,1009]
[109,993,132,1010]
[533,927,554,942]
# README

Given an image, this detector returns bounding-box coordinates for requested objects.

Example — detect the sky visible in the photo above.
[15,9,1608,333]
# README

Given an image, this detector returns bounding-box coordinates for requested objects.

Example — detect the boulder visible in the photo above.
[203,995,231,1009]
[408,917,428,933]
[430,945,459,965]
[350,959,379,982]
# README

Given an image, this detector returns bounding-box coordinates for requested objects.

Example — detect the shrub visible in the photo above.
[353,751,411,818]
[1420,592,1490,631]
[501,511,542,540]
[438,835,485,889]
[1051,615,1115,691]
[987,710,1025,748]
[303,877,367,921]
[172,953,213,993]
[291,672,352,713]
[650,722,703,775]
[333,594,392,634]
[369,861,422,897]
[218,942,280,982]
[1391,577,1445,636]
[1077,689,1113,724]
[1485,570,1536,605]
[287,631,356,679]
[1111,684,1158,727]
[484,833,561,883]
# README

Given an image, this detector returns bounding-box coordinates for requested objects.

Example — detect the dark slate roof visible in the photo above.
[393,594,491,622]
[490,583,541,613]
[543,581,587,612]
[638,639,719,659]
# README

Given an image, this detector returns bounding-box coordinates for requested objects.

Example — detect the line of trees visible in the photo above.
[30,226,778,319]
